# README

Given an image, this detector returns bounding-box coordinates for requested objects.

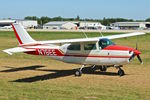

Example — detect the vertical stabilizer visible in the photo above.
[12,23,35,44]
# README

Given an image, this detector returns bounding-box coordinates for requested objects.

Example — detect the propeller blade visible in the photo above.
[136,42,138,50]
[129,53,135,61]
[137,55,143,64]
[136,35,138,50]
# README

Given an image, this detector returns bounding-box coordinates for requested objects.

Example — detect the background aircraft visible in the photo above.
[3,23,145,76]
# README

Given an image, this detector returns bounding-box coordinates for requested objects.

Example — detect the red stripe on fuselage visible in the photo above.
[63,54,130,58]
[11,24,23,44]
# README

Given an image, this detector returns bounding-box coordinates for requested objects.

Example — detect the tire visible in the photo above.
[118,69,125,76]
[75,70,82,77]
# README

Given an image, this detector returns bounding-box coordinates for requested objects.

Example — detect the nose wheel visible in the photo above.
[117,68,125,76]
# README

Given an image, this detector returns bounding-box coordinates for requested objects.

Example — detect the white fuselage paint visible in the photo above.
[61,50,131,65]
[25,44,132,66]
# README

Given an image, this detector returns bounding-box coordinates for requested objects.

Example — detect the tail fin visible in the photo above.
[11,23,36,44]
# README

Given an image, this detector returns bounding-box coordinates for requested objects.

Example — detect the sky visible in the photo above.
[0,0,150,20]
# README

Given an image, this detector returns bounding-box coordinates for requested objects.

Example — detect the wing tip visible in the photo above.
[3,50,13,55]
[134,32,146,34]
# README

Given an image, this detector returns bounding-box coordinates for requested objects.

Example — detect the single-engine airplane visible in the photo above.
[3,23,146,76]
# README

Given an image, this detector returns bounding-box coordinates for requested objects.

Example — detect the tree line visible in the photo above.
[24,16,150,26]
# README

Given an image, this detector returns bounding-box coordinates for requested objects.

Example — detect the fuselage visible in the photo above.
[25,38,140,66]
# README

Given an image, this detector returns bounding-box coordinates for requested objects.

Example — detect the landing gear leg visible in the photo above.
[75,65,85,77]
[100,66,107,72]
[117,66,125,76]
[91,65,96,73]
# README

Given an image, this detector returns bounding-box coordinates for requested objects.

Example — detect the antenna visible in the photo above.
[136,35,138,50]
[81,20,88,38]
[82,30,88,38]
[98,23,104,37]
[98,29,103,37]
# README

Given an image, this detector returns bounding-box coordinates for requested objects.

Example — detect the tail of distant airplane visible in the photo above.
[11,23,36,44]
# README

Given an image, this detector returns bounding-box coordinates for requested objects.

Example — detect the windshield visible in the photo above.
[99,38,115,49]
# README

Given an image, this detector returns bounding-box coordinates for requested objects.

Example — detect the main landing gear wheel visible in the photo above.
[118,68,125,76]
[75,69,82,76]
[100,66,107,72]
[75,65,84,77]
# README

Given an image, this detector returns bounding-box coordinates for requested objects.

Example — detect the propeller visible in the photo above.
[129,53,135,61]
[136,42,138,50]
[129,37,143,64]
[135,37,143,64]
[137,55,143,64]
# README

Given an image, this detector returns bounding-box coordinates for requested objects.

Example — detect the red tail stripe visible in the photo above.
[11,24,23,44]
[19,43,42,47]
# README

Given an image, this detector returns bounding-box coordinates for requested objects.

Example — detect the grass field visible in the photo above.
[0,31,150,100]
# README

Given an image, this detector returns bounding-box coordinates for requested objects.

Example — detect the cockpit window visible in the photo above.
[99,38,115,49]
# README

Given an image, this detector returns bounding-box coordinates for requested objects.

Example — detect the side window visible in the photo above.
[84,43,96,50]
[67,44,80,51]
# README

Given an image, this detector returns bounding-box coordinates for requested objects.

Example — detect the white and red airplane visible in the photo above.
[3,23,145,76]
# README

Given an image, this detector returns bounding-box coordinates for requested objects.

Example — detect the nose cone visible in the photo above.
[133,49,141,55]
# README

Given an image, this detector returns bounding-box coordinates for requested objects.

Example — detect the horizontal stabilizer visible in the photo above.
[3,47,35,55]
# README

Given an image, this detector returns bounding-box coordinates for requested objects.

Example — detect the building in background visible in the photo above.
[16,20,38,29]
[0,19,38,29]
[43,21,77,30]
[79,22,106,30]
[0,19,16,29]
[43,21,106,30]
[110,22,150,30]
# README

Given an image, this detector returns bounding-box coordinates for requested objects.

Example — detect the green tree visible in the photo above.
[24,16,39,20]
[52,16,63,21]
[76,15,80,21]
[40,16,51,25]
[102,17,110,26]
[146,18,150,22]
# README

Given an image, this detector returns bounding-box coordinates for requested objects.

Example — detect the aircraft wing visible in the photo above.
[38,32,145,44]
[3,47,35,55]
[38,37,100,44]
[104,32,146,39]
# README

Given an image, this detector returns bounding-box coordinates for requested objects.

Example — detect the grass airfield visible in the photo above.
[0,31,150,100]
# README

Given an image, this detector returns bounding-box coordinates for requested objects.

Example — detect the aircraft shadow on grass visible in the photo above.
[0,65,118,83]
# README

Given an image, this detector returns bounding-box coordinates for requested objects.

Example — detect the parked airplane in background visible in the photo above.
[3,23,145,76]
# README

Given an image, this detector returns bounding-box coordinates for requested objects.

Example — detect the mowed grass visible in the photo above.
[0,31,150,100]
